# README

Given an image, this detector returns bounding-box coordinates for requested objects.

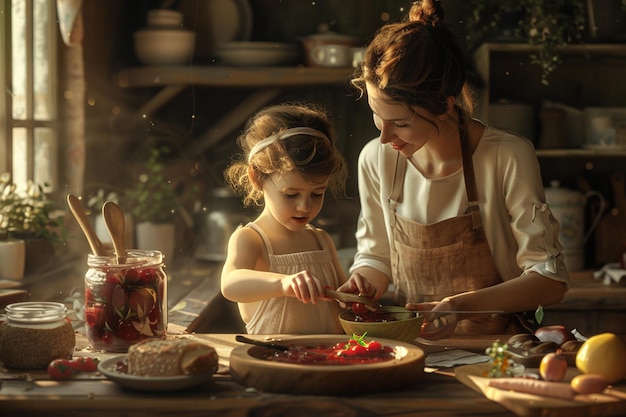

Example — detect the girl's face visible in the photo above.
[366,82,442,158]
[262,170,329,232]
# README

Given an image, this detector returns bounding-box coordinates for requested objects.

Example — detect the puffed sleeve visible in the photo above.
[486,132,569,285]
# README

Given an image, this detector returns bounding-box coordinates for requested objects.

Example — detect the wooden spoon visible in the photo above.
[66,194,107,256]
[235,335,289,351]
[102,201,127,264]
[235,335,326,358]
[324,288,381,311]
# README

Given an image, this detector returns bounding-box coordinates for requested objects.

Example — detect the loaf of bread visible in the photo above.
[127,338,218,377]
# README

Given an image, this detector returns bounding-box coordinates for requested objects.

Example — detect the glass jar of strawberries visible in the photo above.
[84,250,167,352]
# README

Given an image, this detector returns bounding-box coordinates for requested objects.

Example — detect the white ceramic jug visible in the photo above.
[545,181,604,271]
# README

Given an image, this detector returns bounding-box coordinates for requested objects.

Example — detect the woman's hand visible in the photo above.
[281,270,327,304]
[406,300,459,340]
[336,271,377,298]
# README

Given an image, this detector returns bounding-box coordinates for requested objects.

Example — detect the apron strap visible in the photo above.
[387,152,406,229]
[460,128,480,214]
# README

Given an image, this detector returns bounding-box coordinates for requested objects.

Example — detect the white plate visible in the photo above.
[179,0,253,59]
[98,355,213,391]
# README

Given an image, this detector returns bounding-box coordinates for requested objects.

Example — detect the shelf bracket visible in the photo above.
[135,84,188,118]
[186,87,282,157]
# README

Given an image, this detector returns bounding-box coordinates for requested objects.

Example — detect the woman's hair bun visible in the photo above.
[408,0,444,25]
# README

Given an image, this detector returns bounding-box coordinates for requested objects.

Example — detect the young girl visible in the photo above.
[220,103,349,334]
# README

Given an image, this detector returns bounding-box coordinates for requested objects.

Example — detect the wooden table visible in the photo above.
[2,328,626,417]
[0,330,517,417]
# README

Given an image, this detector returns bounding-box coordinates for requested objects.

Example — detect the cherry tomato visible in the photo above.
[118,319,141,341]
[70,357,99,372]
[367,341,382,352]
[48,359,75,380]
[123,268,141,285]
[350,344,368,355]
[351,302,370,316]
[139,268,157,284]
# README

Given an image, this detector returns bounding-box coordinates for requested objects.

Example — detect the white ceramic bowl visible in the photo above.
[146,9,184,28]
[134,29,195,66]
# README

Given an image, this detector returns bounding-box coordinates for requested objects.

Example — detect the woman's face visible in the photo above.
[261,170,329,232]
[366,83,441,158]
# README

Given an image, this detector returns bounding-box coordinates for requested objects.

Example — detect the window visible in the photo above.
[1,0,58,192]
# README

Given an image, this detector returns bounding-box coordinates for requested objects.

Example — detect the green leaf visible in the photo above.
[535,305,544,324]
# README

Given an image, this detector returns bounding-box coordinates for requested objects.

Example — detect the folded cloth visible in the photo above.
[593,263,626,285]
[425,349,490,368]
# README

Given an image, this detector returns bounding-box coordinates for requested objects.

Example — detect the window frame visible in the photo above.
[1,0,58,190]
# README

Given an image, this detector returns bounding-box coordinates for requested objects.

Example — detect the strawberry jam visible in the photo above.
[254,336,396,365]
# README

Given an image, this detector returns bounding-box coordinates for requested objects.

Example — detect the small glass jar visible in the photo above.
[0,302,75,369]
[84,250,167,353]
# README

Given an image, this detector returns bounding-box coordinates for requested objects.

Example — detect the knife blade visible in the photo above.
[416,310,505,314]
[377,309,505,315]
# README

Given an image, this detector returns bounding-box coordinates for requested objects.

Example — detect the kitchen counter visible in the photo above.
[543,270,626,336]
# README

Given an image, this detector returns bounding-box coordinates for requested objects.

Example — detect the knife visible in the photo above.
[377,309,505,315]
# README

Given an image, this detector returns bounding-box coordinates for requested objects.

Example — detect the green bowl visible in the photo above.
[338,306,423,343]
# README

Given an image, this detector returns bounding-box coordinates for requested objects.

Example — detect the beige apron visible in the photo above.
[388,136,514,335]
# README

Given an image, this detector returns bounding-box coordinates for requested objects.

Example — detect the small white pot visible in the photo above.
[136,222,175,264]
[94,213,134,249]
[0,238,26,280]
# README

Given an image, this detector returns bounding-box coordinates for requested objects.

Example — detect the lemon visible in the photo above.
[576,333,626,383]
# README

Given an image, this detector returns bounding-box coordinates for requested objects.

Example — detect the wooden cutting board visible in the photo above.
[456,363,626,417]
[229,335,425,395]
[596,171,626,265]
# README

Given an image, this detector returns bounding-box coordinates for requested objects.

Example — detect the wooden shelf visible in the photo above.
[476,42,626,56]
[117,66,355,89]
[116,66,356,156]
[536,148,626,157]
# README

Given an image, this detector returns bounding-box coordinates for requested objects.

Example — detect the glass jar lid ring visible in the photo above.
[4,301,67,323]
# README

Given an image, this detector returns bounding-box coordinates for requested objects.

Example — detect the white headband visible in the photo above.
[247,127,330,162]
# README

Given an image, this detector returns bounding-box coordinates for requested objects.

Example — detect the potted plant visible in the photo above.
[124,146,178,262]
[465,0,587,85]
[0,172,64,279]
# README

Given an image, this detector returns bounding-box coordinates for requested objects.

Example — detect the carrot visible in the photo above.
[487,378,575,400]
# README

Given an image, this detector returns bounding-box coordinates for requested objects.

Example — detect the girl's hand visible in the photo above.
[281,270,326,304]
[406,300,459,340]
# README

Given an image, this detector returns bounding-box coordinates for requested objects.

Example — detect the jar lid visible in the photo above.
[5,302,67,324]
[87,249,163,267]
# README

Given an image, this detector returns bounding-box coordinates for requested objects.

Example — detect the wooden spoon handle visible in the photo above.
[235,335,289,351]
[102,201,127,264]
[66,194,107,256]
[324,288,381,310]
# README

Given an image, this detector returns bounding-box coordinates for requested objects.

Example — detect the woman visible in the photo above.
[338,0,569,339]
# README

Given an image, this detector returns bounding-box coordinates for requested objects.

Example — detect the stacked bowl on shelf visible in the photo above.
[134,9,195,66]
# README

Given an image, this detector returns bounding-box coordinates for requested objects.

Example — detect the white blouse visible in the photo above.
[350,124,570,286]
